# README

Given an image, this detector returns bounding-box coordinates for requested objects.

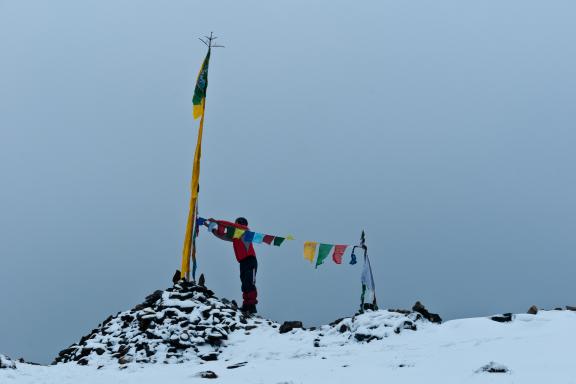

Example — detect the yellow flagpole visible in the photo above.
[181,100,206,280]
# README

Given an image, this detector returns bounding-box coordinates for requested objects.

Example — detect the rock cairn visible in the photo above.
[315,309,429,345]
[0,354,16,369]
[53,281,272,366]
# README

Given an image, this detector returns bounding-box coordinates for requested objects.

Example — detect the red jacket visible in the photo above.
[211,219,256,262]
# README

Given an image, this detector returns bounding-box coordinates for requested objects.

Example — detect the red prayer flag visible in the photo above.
[263,235,275,245]
[332,245,348,264]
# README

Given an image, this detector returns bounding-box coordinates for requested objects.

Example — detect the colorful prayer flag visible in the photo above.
[225,226,235,239]
[253,233,265,244]
[315,244,334,268]
[243,231,255,243]
[273,237,285,246]
[332,245,348,264]
[263,235,275,245]
[233,228,245,239]
[286,234,295,241]
[303,241,318,263]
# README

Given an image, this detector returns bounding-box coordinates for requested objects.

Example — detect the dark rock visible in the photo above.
[329,318,344,327]
[477,362,509,373]
[412,301,442,324]
[339,324,349,333]
[389,308,411,315]
[118,356,132,365]
[491,313,513,323]
[279,321,303,334]
[354,333,377,343]
[198,273,206,287]
[198,370,218,379]
[566,305,576,311]
[527,305,538,315]
[58,346,77,357]
[78,348,92,358]
[226,362,247,369]
[395,320,417,334]
[133,290,163,311]
[199,352,218,361]
[77,358,89,366]
[172,270,181,285]
[16,358,41,366]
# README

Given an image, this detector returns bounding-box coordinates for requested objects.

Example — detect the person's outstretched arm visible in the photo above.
[206,218,236,242]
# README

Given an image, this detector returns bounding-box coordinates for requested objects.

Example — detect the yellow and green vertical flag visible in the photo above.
[192,50,211,119]
[181,48,211,281]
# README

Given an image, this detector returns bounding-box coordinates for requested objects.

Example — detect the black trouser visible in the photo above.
[239,256,258,306]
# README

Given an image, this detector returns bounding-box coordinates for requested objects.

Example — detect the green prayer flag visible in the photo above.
[225,226,235,239]
[315,244,334,268]
[273,237,285,246]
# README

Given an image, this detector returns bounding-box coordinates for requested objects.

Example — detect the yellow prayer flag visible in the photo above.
[303,241,318,263]
[286,234,295,241]
[233,228,246,239]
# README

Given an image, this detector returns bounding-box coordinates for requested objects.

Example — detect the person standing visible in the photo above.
[206,217,258,313]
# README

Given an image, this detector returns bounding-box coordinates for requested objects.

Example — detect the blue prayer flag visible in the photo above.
[252,233,265,244]
[243,231,255,242]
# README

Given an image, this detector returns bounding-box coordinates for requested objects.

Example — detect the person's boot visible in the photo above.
[240,304,257,315]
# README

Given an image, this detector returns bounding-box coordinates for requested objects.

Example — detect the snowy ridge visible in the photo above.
[2,298,576,383]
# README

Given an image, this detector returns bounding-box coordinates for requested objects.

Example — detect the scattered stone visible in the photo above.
[491,313,513,323]
[0,354,16,369]
[412,301,442,324]
[226,361,247,369]
[197,370,218,379]
[477,361,509,373]
[16,358,41,366]
[199,352,218,362]
[279,321,303,334]
[527,305,538,315]
[566,305,576,312]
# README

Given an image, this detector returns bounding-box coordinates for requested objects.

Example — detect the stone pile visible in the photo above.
[54,281,274,366]
[316,309,430,345]
[0,354,16,369]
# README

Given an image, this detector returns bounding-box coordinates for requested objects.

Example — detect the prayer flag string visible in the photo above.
[197,217,356,267]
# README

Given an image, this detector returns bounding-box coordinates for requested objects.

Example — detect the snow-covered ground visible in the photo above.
[2,309,575,383]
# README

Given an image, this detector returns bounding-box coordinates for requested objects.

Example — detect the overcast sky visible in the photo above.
[1,0,575,364]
